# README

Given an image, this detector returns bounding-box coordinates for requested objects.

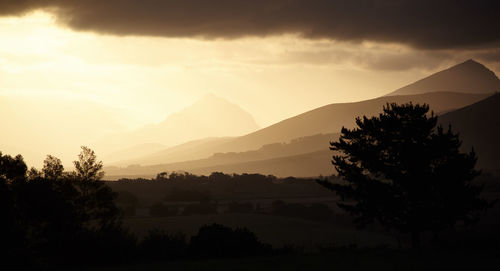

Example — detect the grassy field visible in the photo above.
[123,213,396,249]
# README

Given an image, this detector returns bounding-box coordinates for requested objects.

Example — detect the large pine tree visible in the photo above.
[319,103,490,248]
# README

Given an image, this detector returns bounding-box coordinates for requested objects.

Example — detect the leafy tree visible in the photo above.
[42,155,64,180]
[72,146,119,229]
[0,152,27,264]
[27,167,42,180]
[0,150,124,267]
[0,152,27,181]
[74,146,104,181]
[318,103,491,248]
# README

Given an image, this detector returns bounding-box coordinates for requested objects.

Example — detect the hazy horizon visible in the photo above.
[1,4,500,169]
[2,3,500,269]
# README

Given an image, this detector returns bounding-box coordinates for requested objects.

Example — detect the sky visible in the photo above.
[0,1,499,167]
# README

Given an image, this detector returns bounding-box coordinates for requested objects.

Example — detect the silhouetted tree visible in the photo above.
[156,171,168,181]
[42,155,64,180]
[71,147,119,229]
[318,103,491,248]
[0,152,27,266]
[0,149,125,267]
[27,167,42,180]
[0,152,27,181]
[74,146,104,181]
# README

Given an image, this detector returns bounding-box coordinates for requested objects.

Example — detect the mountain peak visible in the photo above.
[455,59,490,71]
[463,59,479,64]
[151,93,259,144]
[388,60,500,96]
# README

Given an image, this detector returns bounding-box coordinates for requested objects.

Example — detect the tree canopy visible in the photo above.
[74,146,105,181]
[319,103,491,248]
[0,148,121,267]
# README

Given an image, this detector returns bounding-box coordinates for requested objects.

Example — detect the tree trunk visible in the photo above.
[411,231,421,249]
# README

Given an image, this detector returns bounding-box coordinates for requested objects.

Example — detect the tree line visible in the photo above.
[0,147,275,269]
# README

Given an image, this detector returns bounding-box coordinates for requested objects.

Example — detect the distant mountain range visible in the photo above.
[98,93,259,162]
[111,92,489,167]
[105,59,500,178]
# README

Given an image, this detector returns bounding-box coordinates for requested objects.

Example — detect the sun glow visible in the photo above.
[0,11,476,168]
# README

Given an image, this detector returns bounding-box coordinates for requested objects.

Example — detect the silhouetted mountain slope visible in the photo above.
[104,133,336,176]
[387,60,500,96]
[106,93,500,178]
[98,93,259,159]
[439,93,500,171]
[222,92,488,151]
[116,92,488,168]
[106,93,493,179]
[108,60,500,176]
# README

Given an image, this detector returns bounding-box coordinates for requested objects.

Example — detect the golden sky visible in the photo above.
[1,11,482,127]
[1,10,499,167]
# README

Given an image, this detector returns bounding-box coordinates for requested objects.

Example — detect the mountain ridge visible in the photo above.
[108,92,489,171]
[98,93,260,160]
[387,59,500,96]
[106,60,498,176]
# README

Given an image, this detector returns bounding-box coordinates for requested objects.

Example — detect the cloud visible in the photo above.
[0,0,499,50]
[476,49,500,63]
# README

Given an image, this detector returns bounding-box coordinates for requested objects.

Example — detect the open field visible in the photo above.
[124,213,396,249]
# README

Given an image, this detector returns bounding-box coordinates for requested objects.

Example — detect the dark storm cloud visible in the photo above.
[1,0,499,49]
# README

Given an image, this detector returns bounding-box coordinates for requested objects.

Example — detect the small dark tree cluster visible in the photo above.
[1,148,279,269]
[0,147,122,268]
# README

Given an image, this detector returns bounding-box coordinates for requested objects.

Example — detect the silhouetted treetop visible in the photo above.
[74,146,105,181]
[0,152,27,180]
[42,155,64,180]
[319,102,491,249]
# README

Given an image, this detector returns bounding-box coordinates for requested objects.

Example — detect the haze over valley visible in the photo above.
[104,60,500,178]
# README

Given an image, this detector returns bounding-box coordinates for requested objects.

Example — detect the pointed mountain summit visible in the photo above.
[156,93,259,138]
[98,93,260,160]
[388,59,500,96]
